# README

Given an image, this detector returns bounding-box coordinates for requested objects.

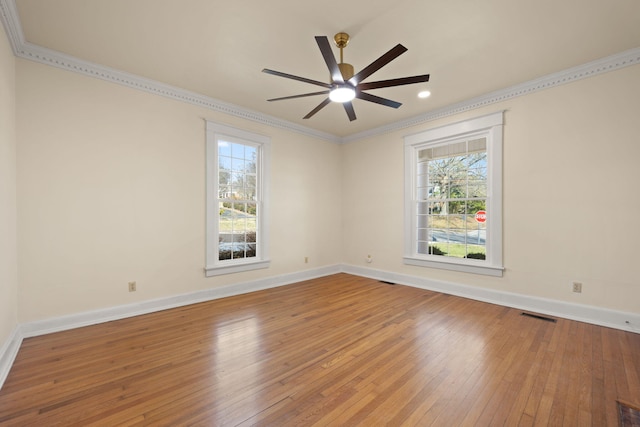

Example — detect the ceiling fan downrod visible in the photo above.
[334,32,354,81]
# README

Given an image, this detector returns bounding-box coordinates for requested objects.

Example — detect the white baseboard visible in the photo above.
[0,326,23,390]
[20,264,342,339]
[0,265,341,390]
[342,264,640,334]
[3,263,639,390]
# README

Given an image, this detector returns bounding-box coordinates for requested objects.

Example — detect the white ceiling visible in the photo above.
[9,0,640,138]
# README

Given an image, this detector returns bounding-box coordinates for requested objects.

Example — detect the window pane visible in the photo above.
[218,141,231,157]
[217,141,259,261]
[247,243,257,258]
[417,202,429,215]
[468,200,486,214]
[447,201,466,215]
[417,136,488,261]
[246,147,257,168]
[417,213,428,232]
[231,157,244,173]
[449,214,466,232]
[429,201,444,215]
[448,179,466,198]
[219,184,230,199]
[231,142,245,159]
[219,168,231,186]
[468,180,486,198]
[219,156,232,171]
[243,185,257,201]
[417,228,429,241]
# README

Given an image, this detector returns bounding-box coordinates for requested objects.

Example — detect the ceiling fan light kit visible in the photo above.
[262,32,430,122]
[329,85,356,103]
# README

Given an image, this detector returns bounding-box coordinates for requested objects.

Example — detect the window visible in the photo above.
[205,121,270,276]
[404,112,503,276]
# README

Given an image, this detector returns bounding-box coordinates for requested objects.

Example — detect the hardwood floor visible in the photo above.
[1,273,639,426]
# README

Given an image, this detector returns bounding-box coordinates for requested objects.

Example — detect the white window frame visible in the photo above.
[205,121,270,277]
[403,111,504,277]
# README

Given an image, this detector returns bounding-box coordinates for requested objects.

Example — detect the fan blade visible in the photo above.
[267,91,330,102]
[303,98,331,119]
[315,36,343,84]
[262,69,332,89]
[356,91,402,109]
[343,102,356,121]
[358,74,430,91]
[349,44,408,86]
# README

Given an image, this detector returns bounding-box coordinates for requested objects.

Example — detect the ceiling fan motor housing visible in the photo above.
[337,63,354,82]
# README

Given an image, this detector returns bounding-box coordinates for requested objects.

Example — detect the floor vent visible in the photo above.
[521,312,557,323]
[618,400,640,427]
[379,280,396,285]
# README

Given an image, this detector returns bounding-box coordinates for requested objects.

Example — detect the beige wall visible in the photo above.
[10,49,640,326]
[342,64,640,314]
[16,59,342,322]
[0,28,18,344]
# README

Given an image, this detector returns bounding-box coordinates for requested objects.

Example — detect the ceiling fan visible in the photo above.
[262,33,430,122]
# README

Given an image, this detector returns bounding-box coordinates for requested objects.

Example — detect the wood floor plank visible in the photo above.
[1,273,638,426]
[619,330,640,403]
[417,309,514,426]
[502,325,550,425]
[397,303,513,425]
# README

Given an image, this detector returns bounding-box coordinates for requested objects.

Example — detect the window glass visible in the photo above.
[416,138,487,260]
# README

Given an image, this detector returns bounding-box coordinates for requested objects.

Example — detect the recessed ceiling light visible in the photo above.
[418,90,431,99]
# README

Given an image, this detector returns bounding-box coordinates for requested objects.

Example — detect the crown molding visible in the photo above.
[0,1,340,144]
[343,47,640,143]
[17,42,343,143]
[0,0,22,53]
[2,0,639,144]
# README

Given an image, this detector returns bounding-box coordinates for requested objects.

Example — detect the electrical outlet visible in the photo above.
[304,256,309,264]
[366,254,373,263]
[128,281,137,292]
[572,282,582,293]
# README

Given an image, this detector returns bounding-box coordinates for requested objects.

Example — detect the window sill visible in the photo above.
[403,256,504,277]
[205,259,270,277]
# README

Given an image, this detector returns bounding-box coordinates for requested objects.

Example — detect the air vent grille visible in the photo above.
[521,312,557,323]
